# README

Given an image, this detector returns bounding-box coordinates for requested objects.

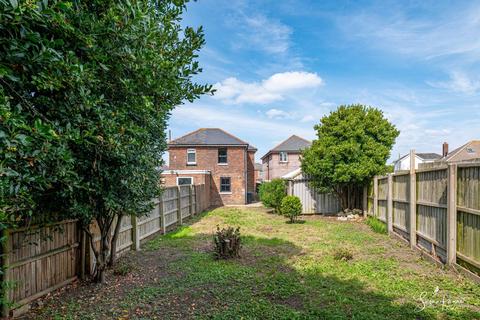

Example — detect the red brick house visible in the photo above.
[261,135,311,180]
[164,128,257,206]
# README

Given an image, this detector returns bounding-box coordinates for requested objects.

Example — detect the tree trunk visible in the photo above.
[108,214,123,267]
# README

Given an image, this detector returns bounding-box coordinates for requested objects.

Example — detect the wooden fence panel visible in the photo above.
[5,220,79,310]
[392,174,410,239]
[378,177,388,201]
[138,199,161,242]
[456,166,480,271]
[416,169,447,259]
[162,187,179,227]
[180,185,191,219]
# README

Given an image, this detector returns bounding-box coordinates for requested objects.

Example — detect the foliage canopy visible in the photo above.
[258,179,286,213]
[0,0,211,281]
[302,104,399,209]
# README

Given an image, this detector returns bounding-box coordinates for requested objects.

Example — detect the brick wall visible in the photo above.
[263,152,302,180]
[168,146,253,205]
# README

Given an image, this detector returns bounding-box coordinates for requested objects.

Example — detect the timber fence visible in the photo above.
[367,151,480,279]
[1,184,209,317]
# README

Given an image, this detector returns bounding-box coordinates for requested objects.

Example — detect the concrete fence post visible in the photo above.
[446,164,457,265]
[409,149,417,249]
[387,174,393,233]
[177,186,183,225]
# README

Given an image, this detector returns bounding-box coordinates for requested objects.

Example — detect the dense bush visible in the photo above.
[281,195,302,223]
[213,226,241,259]
[258,179,286,213]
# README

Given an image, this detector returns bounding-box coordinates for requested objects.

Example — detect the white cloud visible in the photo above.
[213,71,323,104]
[236,14,292,54]
[339,4,480,60]
[301,115,315,122]
[428,71,480,94]
[265,108,292,119]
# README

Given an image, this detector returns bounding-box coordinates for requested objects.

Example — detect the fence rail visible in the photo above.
[1,184,209,318]
[368,154,480,278]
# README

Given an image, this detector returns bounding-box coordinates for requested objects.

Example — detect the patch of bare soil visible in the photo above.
[21,247,188,320]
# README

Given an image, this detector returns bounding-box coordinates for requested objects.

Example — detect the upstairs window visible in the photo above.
[218,148,228,164]
[220,177,231,193]
[279,152,288,162]
[467,147,475,154]
[177,177,193,185]
[187,149,196,165]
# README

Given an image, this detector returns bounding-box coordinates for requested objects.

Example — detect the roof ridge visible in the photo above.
[215,128,249,145]
[290,134,311,143]
[169,128,204,144]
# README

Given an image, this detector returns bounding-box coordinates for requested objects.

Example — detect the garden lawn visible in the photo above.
[26,207,480,320]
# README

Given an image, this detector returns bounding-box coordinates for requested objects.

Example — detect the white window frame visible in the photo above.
[467,147,475,154]
[177,177,193,185]
[219,177,232,194]
[279,152,288,163]
[186,148,196,165]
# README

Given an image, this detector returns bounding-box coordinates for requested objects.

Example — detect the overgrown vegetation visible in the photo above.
[333,247,354,261]
[213,226,241,259]
[27,207,480,319]
[0,0,211,282]
[365,216,387,234]
[258,179,286,213]
[302,105,399,210]
[280,195,302,223]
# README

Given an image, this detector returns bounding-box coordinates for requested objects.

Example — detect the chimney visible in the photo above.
[168,130,172,142]
[442,142,449,157]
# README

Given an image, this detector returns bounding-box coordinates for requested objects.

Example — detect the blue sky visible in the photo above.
[167,0,480,163]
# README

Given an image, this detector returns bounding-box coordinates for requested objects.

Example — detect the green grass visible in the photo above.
[365,215,388,234]
[32,207,480,319]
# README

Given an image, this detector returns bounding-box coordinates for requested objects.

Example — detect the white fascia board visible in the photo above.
[162,170,211,175]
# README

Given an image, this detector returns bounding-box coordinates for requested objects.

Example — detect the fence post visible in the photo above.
[409,149,417,249]
[387,174,393,233]
[1,228,10,317]
[177,186,183,225]
[190,185,195,216]
[131,215,140,251]
[446,164,457,265]
[373,176,378,217]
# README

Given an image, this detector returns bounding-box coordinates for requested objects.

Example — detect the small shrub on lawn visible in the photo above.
[333,248,353,261]
[213,226,241,259]
[113,261,136,276]
[281,195,302,223]
[258,179,286,213]
[365,216,387,234]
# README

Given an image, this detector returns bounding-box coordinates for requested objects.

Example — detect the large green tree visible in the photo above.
[0,0,211,282]
[302,105,399,210]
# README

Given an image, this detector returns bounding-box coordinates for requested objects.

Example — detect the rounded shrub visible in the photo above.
[258,178,286,213]
[280,195,302,223]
